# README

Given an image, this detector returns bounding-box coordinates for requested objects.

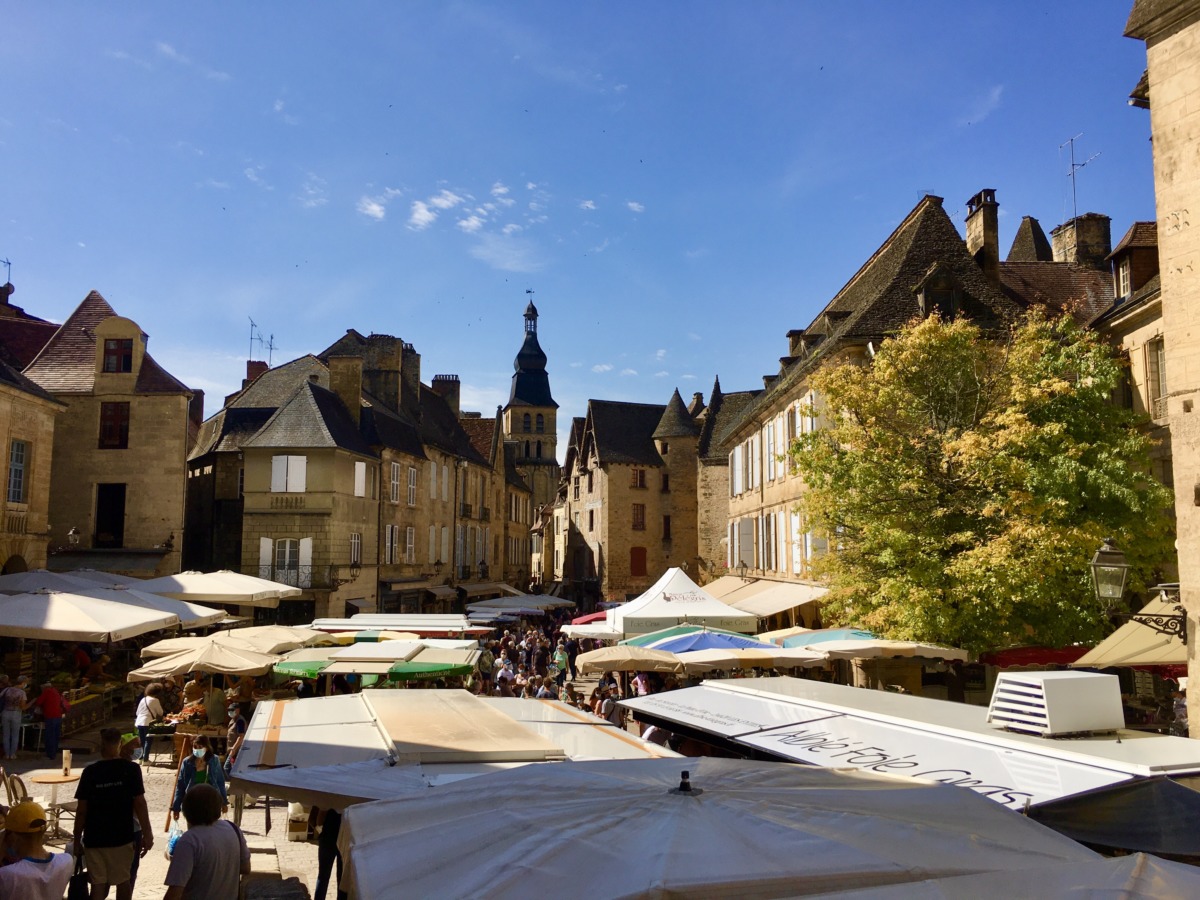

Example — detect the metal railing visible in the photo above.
[1152,396,1169,421]
[459,503,472,518]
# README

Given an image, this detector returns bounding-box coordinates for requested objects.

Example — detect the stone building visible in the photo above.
[14,290,197,575]
[186,332,496,620]
[721,190,1118,608]
[1125,0,1200,718]
[501,299,560,523]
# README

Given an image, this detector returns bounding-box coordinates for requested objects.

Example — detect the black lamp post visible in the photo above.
[1090,537,1187,644]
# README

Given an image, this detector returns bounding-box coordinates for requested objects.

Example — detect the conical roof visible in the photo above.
[507,301,556,408]
[1006,216,1054,262]
[652,389,700,439]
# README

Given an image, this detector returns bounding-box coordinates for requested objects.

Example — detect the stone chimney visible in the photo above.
[400,342,421,419]
[1050,213,1112,270]
[188,390,205,431]
[362,334,402,413]
[787,329,805,357]
[432,374,461,416]
[244,360,268,389]
[965,189,1000,282]
[327,355,363,426]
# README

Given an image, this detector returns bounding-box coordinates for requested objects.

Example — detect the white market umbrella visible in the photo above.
[127,641,281,681]
[141,625,328,659]
[137,570,300,608]
[808,639,969,662]
[674,647,827,674]
[340,757,1098,900]
[0,569,101,594]
[576,645,682,675]
[68,586,226,630]
[0,590,179,642]
[59,569,147,588]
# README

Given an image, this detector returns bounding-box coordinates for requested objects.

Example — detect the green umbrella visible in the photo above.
[387,661,475,682]
[273,647,335,679]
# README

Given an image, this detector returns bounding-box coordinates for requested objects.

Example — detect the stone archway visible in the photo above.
[1,555,29,575]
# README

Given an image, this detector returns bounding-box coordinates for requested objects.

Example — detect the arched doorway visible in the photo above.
[2,555,28,575]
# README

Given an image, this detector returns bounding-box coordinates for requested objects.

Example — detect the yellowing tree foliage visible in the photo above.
[789,313,1173,655]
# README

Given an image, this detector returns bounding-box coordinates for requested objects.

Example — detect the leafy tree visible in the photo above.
[790,312,1173,656]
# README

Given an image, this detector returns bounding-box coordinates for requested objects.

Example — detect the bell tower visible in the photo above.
[502,296,560,512]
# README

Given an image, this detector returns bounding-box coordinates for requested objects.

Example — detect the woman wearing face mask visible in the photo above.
[171,735,228,821]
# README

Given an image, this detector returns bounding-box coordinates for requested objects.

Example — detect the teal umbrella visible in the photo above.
[783,628,876,648]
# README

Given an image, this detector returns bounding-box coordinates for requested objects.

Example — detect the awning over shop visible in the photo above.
[1072,594,1186,668]
[425,586,458,601]
[460,581,521,598]
[701,575,747,599]
[620,677,1200,810]
[725,581,828,618]
[980,646,1091,669]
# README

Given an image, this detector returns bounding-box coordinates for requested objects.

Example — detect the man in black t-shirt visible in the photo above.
[73,727,154,900]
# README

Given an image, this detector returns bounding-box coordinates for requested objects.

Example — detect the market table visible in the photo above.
[29,771,80,839]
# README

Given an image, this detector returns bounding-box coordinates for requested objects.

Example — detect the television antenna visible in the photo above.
[248,318,278,366]
[1060,133,1101,227]
[0,258,11,284]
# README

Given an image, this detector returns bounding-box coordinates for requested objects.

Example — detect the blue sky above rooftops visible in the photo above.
[1,2,1153,449]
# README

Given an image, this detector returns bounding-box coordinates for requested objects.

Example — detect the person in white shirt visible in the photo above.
[0,801,74,900]
[134,683,165,766]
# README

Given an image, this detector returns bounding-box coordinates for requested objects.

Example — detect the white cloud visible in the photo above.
[244,166,273,190]
[273,99,284,113]
[359,198,387,220]
[687,332,702,341]
[569,362,583,368]
[579,200,596,210]
[407,200,436,229]
[457,215,484,233]
[614,84,628,93]
[469,232,544,273]
[77,242,86,248]
[957,85,1004,127]
[502,223,523,235]
[429,189,464,210]
[526,182,537,190]
[199,178,229,190]
[298,173,328,209]
[592,363,613,373]
[491,182,515,207]
[627,200,644,213]
[620,368,638,376]
[106,49,151,70]
[589,238,610,254]
[654,370,669,377]
[655,349,667,361]
[155,41,230,81]
[273,99,299,125]
[681,374,697,380]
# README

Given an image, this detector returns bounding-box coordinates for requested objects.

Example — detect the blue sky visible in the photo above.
[2,2,1153,447]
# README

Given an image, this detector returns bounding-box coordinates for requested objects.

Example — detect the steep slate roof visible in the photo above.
[1006,216,1054,262]
[736,195,1019,428]
[242,381,376,455]
[652,389,701,440]
[587,400,667,467]
[699,388,761,461]
[998,262,1114,324]
[459,415,497,462]
[362,395,427,460]
[189,407,276,460]
[0,318,59,370]
[0,357,62,405]
[1089,272,1162,328]
[502,442,532,492]
[228,356,327,408]
[1109,221,1158,258]
[417,384,488,466]
[23,290,190,395]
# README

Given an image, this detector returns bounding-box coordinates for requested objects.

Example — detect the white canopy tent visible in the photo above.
[0,590,179,642]
[136,570,298,608]
[141,625,328,659]
[338,756,1098,900]
[127,642,281,681]
[608,567,758,636]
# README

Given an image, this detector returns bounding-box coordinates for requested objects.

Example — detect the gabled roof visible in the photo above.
[587,400,666,467]
[189,407,275,460]
[699,388,761,461]
[228,356,327,408]
[1109,221,1157,258]
[998,262,1114,324]
[0,318,59,370]
[459,415,497,464]
[1006,216,1054,262]
[0,357,62,406]
[23,290,190,395]
[735,195,1019,429]
[242,381,376,455]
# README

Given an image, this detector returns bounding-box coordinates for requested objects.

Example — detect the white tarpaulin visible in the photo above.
[609,567,757,636]
[137,570,299,608]
[621,678,1200,810]
[0,590,178,642]
[1071,594,1187,667]
[339,756,1098,900]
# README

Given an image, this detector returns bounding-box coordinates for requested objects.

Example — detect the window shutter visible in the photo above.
[298,537,313,587]
[406,527,415,563]
[430,462,437,498]
[259,536,273,577]
[290,456,307,492]
[271,456,287,492]
[441,526,450,563]
[354,461,366,497]
[428,525,436,563]
[441,465,448,501]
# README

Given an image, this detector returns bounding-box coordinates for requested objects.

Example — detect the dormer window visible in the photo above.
[1117,258,1131,299]
[103,339,133,373]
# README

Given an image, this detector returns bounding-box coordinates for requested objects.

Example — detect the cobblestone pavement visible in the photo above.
[7,709,317,900]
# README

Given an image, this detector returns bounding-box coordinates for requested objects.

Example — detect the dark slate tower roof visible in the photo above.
[507,299,557,409]
[1006,216,1054,262]
[652,389,700,440]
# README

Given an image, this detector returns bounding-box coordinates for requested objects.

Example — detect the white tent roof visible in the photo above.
[1071,594,1186,667]
[621,677,1200,809]
[127,641,281,681]
[339,756,1097,900]
[136,570,297,608]
[68,586,226,630]
[609,567,757,636]
[0,590,179,642]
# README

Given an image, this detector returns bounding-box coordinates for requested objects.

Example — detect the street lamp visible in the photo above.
[1090,538,1188,644]
[1090,538,1130,603]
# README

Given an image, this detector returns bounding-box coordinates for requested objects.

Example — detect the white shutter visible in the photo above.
[428,525,436,563]
[271,456,287,493]
[791,513,803,574]
[259,537,273,578]
[354,461,366,497]
[298,537,313,587]
[430,461,437,498]
[405,527,415,564]
[441,526,449,563]
[289,455,307,492]
[441,465,448,501]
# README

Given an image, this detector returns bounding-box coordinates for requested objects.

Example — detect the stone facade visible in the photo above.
[0,373,62,573]
[1126,0,1200,721]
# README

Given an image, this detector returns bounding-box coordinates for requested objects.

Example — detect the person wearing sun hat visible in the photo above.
[0,800,75,898]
